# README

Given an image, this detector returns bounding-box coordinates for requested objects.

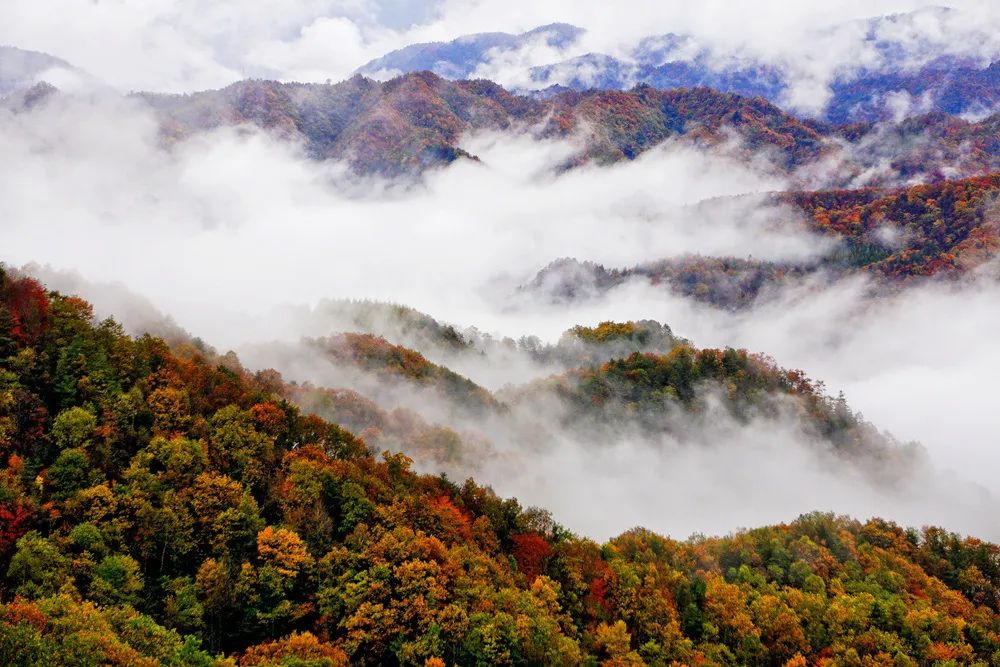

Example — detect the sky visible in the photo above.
[2,1,1000,541]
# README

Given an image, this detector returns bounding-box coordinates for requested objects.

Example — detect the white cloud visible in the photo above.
[5,91,1000,541]
[4,0,1000,102]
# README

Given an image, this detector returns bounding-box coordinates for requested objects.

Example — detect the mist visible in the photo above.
[6,1,1000,125]
[4,87,1000,543]
[0,91,808,347]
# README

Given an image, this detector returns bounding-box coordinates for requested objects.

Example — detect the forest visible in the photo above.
[2,265,1000,666]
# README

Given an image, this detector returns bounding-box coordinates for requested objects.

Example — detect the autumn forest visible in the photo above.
[3,2,1000,666]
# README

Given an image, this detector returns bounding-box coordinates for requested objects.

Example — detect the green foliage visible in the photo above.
[46,448,97,500]
[90,555,144,607]
[51,407,97,450]
[7,532,69,598]
[0,272,998,664]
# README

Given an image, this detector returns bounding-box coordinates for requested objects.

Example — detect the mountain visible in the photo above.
[141,73,546,176]
[529,49,786,103]
[499,342,917,478]
[359,8,1000,123]
[311,332,502,415]
[825,110,1000,186]
[789,173,1000,278]
[0,46,78,98]
[824,59,1000,124]
[532,53,1000,124]
[240,317,916,490]
[546,85,827,168]
[138,73,828,176]
[525,173,1000,309]
[3,59,990,183]
[1,270,998,664]
[124,70,1000,184]
[356,23,584,79]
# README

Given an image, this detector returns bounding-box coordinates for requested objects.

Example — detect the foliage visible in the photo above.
[0,270,998,664]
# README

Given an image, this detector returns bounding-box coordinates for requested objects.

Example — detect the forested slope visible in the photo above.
[2,270,999,665]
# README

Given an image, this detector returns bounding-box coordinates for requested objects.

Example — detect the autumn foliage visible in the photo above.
[0,269,999,664]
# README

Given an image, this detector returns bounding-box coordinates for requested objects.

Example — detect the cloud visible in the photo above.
[0,0,403,91]
[5,87,1000,543]
[487,408,997,542]
[0,92,805,347]
[5,0,1000,102]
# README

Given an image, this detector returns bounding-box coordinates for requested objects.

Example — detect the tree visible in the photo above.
[6,532,69,598]
[51,407,97,450]
[46,448,97,500]
[90,554,144,607]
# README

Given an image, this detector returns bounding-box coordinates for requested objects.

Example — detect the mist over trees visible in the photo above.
[4,2,1000,664]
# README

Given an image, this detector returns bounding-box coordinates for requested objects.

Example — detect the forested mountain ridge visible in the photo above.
[236,298,914,478]
[137,73,828,177]
[5,63,997,187]
[133,72,1000,185]
[526,173,1000,309]
[1,269,999,663]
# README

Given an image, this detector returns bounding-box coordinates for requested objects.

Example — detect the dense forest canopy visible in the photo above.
[2,269,999,666]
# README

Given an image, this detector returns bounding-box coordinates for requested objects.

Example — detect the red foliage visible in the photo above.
[3,276,49,344]
[250,402,287,436]
[429,494,472,541]
[1,597,47,631]
[589,576,612,614]
[791,173,1000,278]
[0,502,33,556]
[511,532,553,582]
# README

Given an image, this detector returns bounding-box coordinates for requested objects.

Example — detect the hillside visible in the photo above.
[525,173,1000,309]
[140,73,544,176]
[0,46,75,97]
[504,344,914,474]
[310,332,502,415]
[0,62,987,187]
[131,71,1000,186]
[0,270,998,663]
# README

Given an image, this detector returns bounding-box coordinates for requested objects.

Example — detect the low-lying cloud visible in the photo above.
[5,90,1000,543]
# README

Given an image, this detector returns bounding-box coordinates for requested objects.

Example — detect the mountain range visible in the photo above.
[356,7,1000,123]
[93,73,1000,185]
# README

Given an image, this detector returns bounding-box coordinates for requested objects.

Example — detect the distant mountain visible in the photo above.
[132,71,1000,185]
[138,73,826,176]
[528,49,786,104]
[141,73,542,176]
[0,46,77,97]
[824,59,1000,123]
[356,23,584,79]
[357,8,1000,122]
[1,65,987,184]
[531,54,1000,124]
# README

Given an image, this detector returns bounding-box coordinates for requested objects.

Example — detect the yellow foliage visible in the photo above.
[256,525,313,578]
